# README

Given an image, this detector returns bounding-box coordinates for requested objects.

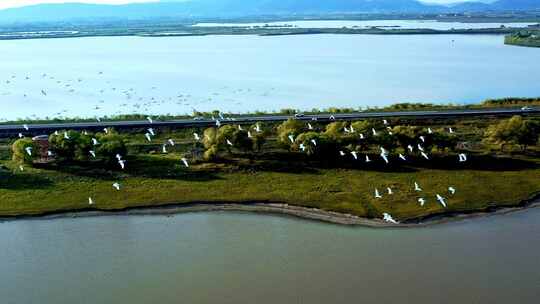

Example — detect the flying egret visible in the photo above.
[147,116,153,124]
[380,147,387,155]
[92,138,99,145]
[372,128,378,136]
[23,124,29,131]
[47,150,53,157]
[419,136,425,143]
[247,131,252,138]
[118,160,126,170]
[288,135,295,143]
[329,115,335,120]
[458,153,468,162]
[383,213,399,224]
[310,139,317,146]
[350,151,358,160]
[97,117,102,122]
[387,187,393,195]
[428,127,433,134]
[449,127,454,134]
[418,198,426,206]
[380,153,389,164]
[104,127,109,134]
[255,124,261,132]
[113,183,121,191]
[448,187,456,195]
[148,128,156,136]
[218,113,224,120]
[399,154,407,161]
[407,145,414,153]
[63,132,70,140]
[359,133,365,139]
[145,133,152,142]
[168,139,175,146]
[365,155,371,163]
[414,182,422,192]
[88,197,94,205]
[226,139,233,146]
[383,119,388,125]
[115,154,123,161]
[339,151,346,157]
[238,125,243,131]
[421,152,430,160]
[375,189,382,199]
[215,120,221,127]
[25,147,32,156]
[162,145,167,153]
[417,144,424,152]
[181,158,189,168]
[54,131,59,136]
[19,165,24,171]
[350,125,355,133]
[89,150,96,158]
[436,194,447,208]
[299,143,306,152]
[344,127,350,133]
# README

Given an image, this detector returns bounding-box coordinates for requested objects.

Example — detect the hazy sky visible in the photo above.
[0,0,495,10]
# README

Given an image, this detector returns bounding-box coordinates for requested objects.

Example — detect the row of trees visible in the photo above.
[12,130,127,165]
[201,124,269,160]
[484,116,540,151]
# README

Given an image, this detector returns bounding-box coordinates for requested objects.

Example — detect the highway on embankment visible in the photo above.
[0,107,538,138]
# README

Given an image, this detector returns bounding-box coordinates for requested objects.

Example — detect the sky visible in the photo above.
[0,0,496,10]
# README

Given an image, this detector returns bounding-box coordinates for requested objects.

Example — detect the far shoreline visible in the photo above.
[1,194,539,228]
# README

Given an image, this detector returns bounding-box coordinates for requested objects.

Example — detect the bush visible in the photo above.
[12,138,38,165]
[48,130,92,161]
[96,132,127,164]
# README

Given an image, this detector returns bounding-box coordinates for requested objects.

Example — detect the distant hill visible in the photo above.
[0,0,538,24]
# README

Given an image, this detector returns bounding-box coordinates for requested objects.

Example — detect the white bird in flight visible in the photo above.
[181,158,189,168]
[23,124,29,131]
[372,128,378,136]
[383,213,399,224]
[458,153,468,162]
[428,127,433,134]
[147,116,153,124]
[226,139,233,146]
[383,119,388,125]
[148,128,156,136]
[299,143,306,152]
[113,183,121,191]
[374,188,382,199]
[436,194,447,208]
[421,152,430,160]
[288,135,295,143]
[89,150,96,158]
[215,120,221,127]
[19,165,24,171]
[339,151,346,157]
[350,151,358,159]
[359,133,365,139]
[419,136,425,143]
[145,133,152,142]
[25,147,32,156]
[449,127,454,134]
[88,197,94,205]
[92,138,99,145]
[63,132,70,140]
[417,144,424,152]
[365,155,371,163]
[162,145,167,153]
[407,145,414,153]
[310,139,317,146]
[168,139,175,146]
[387,187,393,195]
[380,153,389,164]
[238,125,243,131]
[414,182,422,192]
[418,198,426,206]
[448,187,456,195]
[399,154,407,161]
[103,128,109,134]
[118,160,126,170]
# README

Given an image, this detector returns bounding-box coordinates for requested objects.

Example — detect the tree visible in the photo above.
[49,130,91,161]
[276,118,305,148]
[485,116,540,151]
[95,132,127,165]
[231,130,253,153]
[12,138,38,165]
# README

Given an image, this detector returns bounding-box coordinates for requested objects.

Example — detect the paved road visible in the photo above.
[0,108,538,138]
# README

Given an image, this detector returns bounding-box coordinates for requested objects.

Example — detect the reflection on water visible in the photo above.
[1,34,540,121]
[1,208,540,304]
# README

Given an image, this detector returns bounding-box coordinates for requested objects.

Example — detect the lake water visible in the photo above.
[1,208,540,304]
[194,19,538,30]
[1,34,540,121]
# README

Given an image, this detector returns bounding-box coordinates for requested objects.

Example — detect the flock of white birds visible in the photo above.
[14,109,468,225]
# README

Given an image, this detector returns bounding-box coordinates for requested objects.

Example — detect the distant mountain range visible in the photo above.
[0,0,539,24]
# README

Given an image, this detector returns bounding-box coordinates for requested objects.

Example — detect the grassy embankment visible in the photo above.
[505,31,540,48]
[1,114,539,222]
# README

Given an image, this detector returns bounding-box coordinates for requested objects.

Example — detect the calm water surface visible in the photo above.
[1,208,540,304]
[1,34,540,120]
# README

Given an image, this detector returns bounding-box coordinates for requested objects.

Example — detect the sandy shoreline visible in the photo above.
[1,194,539,227]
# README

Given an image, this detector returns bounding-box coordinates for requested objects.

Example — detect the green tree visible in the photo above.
[276,118,305,148]
[49,130,91,161]
[96,132,127,165]
[12,138,38,165]
[485,116,540,151]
